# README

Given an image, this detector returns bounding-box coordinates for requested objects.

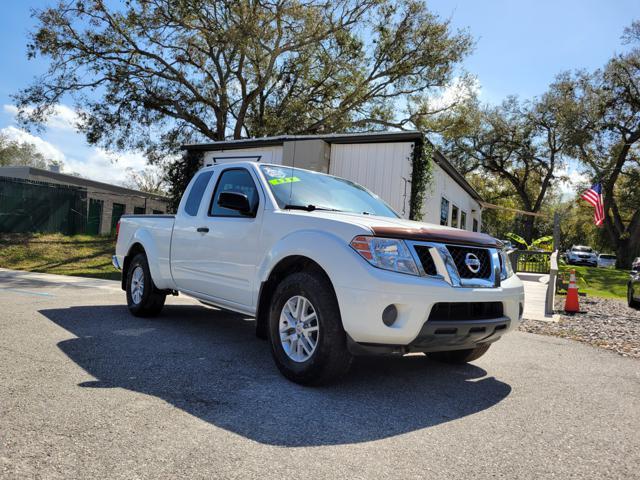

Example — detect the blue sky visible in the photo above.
[0,0,638,184]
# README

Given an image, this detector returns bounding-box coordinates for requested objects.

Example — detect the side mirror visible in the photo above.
[217,191,253,215]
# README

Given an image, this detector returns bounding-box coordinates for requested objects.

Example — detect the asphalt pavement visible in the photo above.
[0,268,638,479]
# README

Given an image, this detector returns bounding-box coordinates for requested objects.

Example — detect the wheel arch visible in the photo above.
[121,242,146,290]
[255,255,338,340]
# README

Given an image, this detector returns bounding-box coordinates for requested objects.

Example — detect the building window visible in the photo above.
[134,206,145,215]
[473,218,479,232]
[460,211,467,230]
[451,205,459,228]
[440,198,449,226]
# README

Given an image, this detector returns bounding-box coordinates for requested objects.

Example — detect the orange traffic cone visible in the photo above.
[565,269,580,313]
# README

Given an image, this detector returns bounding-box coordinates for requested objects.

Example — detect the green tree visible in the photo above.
[123,166,168,195]
[0,132,51,168]
[14,0,472,159]
[435,95,568,243]
[558,46,640,267]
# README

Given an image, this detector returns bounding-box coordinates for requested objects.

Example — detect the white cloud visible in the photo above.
[64,148,150,185]
[3,104,80,132]
[1,125,152,185]
[1,125,67,163]
[427,76,481,113]
[557,165,589,197]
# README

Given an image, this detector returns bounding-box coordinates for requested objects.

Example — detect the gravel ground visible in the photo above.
[520,296,640,358]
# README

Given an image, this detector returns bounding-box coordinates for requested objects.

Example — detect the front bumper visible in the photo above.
[334,271,524,349]
[570,256,596,265]
[112,255,121,270]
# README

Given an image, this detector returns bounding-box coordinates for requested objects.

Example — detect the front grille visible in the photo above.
[446,246,492,279]
[413,246,438,276]
[428,302,504,322]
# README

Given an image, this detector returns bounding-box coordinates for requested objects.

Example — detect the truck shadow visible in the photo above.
[39,304,512,447]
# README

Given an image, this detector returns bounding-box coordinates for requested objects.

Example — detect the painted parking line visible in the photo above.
[0,288,54,297]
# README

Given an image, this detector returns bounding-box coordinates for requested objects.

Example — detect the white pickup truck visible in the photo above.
[113,162,524,384]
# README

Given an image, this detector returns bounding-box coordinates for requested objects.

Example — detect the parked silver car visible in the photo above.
[597,254,616,268]
[566,245,597,267]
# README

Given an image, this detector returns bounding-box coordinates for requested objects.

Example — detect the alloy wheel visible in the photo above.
[279,295,320,362]
[130,266,145,304]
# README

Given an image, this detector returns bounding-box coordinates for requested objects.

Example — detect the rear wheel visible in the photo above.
[268,270,352,385]
[628,284,640,309]
[126,253,166,317]
[427,344,491,364]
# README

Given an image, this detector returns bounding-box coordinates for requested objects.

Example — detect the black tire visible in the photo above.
[427,344,491,364]
[268,270,352,385]
[628,284,640,309]
[126,253,166,317]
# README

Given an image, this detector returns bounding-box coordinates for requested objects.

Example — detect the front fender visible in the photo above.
[257,229,367,288]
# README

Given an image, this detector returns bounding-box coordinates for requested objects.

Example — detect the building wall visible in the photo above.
[282,140,330,172]
[202,146,284,166]
[329,142,414,217]
[421,162,482,231]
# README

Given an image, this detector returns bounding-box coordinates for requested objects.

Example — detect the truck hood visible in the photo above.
[305,211,501,248]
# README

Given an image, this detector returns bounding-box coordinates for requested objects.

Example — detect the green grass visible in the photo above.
[558,263,630,300]
[0,233,119,280]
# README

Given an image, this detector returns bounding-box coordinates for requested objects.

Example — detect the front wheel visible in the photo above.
[268,270,352,385]
[427,344,491,364]
[126,253,166,317]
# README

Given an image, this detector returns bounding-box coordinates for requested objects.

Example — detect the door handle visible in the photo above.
[196,227,209,233]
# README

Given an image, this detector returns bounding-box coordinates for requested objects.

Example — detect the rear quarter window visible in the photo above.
[184,171,214,216]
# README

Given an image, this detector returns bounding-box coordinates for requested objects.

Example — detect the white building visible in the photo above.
[182,131,483,231]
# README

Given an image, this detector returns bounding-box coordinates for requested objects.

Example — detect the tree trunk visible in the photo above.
[522,215,535,245]
[615,235,640,269]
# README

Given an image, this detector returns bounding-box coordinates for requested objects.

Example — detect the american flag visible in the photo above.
[580,183,605,226]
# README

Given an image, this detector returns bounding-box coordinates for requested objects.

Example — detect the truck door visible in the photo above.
[171,167,263,309]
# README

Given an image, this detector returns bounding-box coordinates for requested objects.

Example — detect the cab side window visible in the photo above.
[184,171,214,216]
[209,168,259,217]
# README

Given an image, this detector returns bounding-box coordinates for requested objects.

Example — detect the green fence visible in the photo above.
[0,177,87,235]
[508,250,552,274]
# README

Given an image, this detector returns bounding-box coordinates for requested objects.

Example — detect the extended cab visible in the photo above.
[113,162,525,384]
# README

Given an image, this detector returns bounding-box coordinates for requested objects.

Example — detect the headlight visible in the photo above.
[500,250,514,280]
[350,236,419,276]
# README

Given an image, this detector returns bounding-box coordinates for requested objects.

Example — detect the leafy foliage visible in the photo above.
[556,45,640,267]
[15,0,472,163]
[435,94,569,242]
[409,138,433,221]
[0,132,53,169]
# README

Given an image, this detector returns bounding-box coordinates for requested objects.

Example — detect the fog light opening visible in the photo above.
[519,302,524,320]
[382,304,398,327]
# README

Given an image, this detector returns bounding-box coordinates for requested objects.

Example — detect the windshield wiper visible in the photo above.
[283,204,344,212]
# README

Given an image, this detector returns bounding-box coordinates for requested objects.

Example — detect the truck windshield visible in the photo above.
[260,165,399,218]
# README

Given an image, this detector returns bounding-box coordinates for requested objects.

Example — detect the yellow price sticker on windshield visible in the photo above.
[269,176,300,185]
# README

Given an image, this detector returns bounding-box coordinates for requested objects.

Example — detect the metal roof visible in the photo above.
[181,131,424,151]
[0,166,168,200]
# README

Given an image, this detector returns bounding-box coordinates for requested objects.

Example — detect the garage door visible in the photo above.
[329,143,413,218]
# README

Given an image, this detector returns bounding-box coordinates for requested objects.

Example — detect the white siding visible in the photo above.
[203,146,283,167]
[329,143,413,217]
[421,163,482,231]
